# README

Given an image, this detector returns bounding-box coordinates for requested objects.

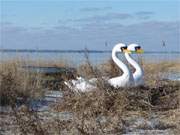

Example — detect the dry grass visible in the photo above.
[143,60,180,86]
[53,79,179,134]
[0,58,179,134]
[0,58,76,106]
[53,58,180,134]
[0,60,45,106]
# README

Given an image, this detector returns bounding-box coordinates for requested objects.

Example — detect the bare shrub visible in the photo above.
[0,60,43,106]
[54,57,180,134]
[55,88,127,134]
[54,79,179,134]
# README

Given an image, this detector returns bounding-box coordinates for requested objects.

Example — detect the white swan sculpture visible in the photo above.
[107,43,134,88]
[125,44,144,86]
[64,43,135,92]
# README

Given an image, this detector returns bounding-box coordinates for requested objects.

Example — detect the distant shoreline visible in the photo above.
[0,49,180,54]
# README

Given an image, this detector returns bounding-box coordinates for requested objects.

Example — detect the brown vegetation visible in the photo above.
[54,80,179,134]
[55,59,180,134]
[0,60,43,106]
[0,58,179,134]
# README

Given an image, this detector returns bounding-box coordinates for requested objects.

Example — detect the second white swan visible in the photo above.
[125,44,144,86]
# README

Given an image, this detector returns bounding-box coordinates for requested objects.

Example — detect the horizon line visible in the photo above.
[0,49,180,54]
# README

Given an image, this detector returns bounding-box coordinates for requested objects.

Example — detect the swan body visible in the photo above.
[125,44,144,86]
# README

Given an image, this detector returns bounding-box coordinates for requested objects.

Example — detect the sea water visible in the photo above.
[0,51,180,66]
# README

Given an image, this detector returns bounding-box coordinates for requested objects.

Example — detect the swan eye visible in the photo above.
[121,46,127,51]
[135,46,141,50]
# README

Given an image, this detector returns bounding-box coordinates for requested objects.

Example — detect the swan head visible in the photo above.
[113,43,129,53]
[127,44,144,54]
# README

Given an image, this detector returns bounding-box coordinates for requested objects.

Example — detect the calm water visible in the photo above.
[0,51,180,66]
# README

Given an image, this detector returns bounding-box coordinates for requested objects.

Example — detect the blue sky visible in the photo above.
[1,0,180,51]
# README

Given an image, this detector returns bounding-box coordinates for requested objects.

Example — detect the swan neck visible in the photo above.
[125,53,143,75]
[112,50,130,76]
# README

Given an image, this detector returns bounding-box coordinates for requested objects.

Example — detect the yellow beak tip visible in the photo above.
[123,49,132,53]
[136,49,144,54]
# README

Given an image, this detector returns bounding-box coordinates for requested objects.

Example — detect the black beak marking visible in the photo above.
[120,46,127,51]
[135,46,141,50]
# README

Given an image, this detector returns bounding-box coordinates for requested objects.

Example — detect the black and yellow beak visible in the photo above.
[121,46,132,53]
[123,49,132,53]
[136,48,144,54]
